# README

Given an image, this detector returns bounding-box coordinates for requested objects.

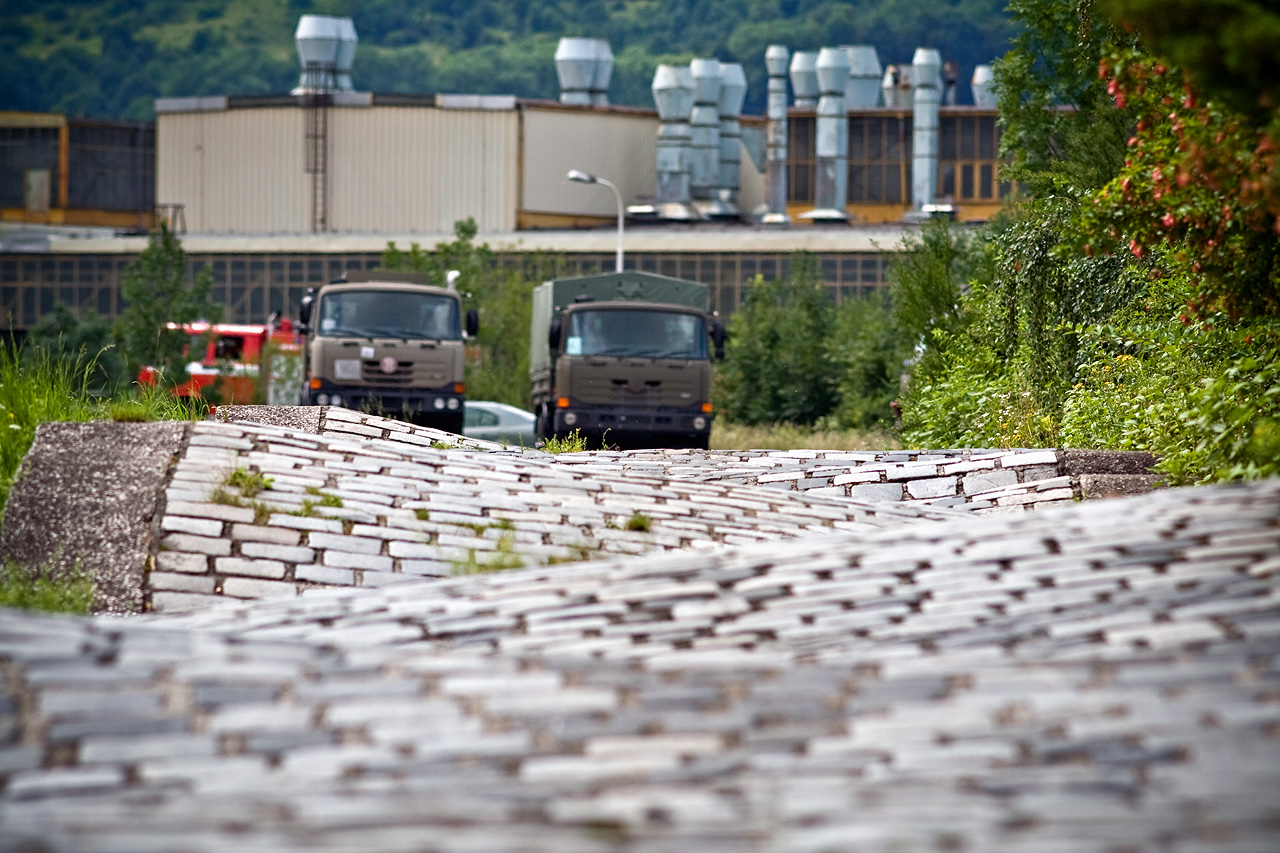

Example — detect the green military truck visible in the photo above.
[530,271,724,450]
[298,270,478,433]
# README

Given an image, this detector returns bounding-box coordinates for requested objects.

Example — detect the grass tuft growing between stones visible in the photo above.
[451,535,524,575]
[0,561,94,614]
[541,429,588,454]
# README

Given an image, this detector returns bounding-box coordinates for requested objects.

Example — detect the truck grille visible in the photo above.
[361,360,413,386]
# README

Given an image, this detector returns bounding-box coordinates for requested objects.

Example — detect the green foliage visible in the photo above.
[1080,49,1280,319]
[1099,0,1280,125]
[0,561,94,614]
[451,535,524,575]
[541,429,587,454]
[26,304,128,395]
[826,292,901,431]
[2,0,1015,121]
[224,467,273,498]
[717,254,836,426]
[115,224,221,385]
[0,340,99,510]
[625,512,651,532]
[994,0,1135,197]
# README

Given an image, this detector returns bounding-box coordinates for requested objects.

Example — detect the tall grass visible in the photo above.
[710,420,901,452]
[0,342,103,510]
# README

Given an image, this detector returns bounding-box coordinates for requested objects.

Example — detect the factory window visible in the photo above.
[938,115,1002,203]
[847,116,911,203]
[788,116,815,204]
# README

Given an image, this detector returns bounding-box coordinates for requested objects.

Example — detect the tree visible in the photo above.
[115,223,220,386]
[716,254,836,426]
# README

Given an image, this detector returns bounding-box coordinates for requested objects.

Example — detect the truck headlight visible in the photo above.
[447,397,460,410]
[330,393,344,407]
[563,412,578,426]
[693,416,707,430]
[433,398,446,410]
[316,393,330,405]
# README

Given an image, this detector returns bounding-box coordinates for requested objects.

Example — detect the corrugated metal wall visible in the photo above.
[521,108,658,215]
[157,109,307,234]
[329,106,518,233]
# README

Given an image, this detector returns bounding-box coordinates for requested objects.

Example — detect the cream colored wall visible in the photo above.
[521,108,658,215]
[328,106,519,233]
[157,108,308,234]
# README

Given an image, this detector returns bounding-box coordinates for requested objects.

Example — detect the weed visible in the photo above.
[0,560,94,614]
[210,487,241,507]
[625,512,652,532]
[292,500,318,517]
[451,534,524,575]
[305,486,343,508]
[542,429,587,454]
[341,519,355,535]
[430,440,456,450]
[224,467,273,498]
[250,501,273,525]
[414,508,431,521]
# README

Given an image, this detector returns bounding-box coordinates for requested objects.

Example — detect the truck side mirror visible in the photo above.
[548,318,562,352]
[466,309,479,337]
[299,289,315,328]
[711,321,727,361]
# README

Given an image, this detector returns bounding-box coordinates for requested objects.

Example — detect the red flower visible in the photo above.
[1129,239,1145,258]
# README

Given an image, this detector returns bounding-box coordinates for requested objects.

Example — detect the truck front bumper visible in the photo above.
[303,383,463,419]
[552,404,712,449]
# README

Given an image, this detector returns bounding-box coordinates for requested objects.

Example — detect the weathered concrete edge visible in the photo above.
[0,421,189,615]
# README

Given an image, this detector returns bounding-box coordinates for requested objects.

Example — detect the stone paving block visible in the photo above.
[296,565,357,586]
[155,551,208,574]
[148,572,217,594]
[215,556,287,580]
[220,577,297,599]
[847,483,904,502]
[160,533,232,557]
[905,477,958,500]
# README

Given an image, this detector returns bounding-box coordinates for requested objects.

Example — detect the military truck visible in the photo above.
[530,271,724,450]
[298,270,478,433]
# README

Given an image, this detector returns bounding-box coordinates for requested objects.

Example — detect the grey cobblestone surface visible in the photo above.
[0,407,1266,852]
[1,473,1277,852]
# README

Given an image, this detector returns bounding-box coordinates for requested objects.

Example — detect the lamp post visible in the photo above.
[567,169,624,272]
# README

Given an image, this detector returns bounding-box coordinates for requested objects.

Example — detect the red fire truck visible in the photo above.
[137,319,300,402]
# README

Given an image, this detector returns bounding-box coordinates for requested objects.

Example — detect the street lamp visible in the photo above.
[567,169,624,273]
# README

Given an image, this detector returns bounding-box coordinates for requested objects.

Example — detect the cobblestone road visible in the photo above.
[0,409,1276,851]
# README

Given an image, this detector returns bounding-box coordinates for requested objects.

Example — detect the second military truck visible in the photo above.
[530,271,724,449]
[298,270,477,433]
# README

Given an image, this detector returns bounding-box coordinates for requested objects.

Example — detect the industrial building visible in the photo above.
[0,17,1008,333]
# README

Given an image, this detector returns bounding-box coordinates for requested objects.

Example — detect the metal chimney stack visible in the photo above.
[802,47,850,222]
[555,38,597,105]
[912,48,943,210]
[789,51,819,109]
[293,15,340,93]
[764,45,790,225]
[651,64,698,220]
[972,64,995,107]
[689,59,722,213]
[715,62,747,218]
[843,45,882,108]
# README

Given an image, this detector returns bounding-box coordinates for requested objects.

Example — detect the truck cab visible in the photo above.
[298,270,478,433]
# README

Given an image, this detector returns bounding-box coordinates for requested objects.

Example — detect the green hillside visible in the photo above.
[2,0,1014,121]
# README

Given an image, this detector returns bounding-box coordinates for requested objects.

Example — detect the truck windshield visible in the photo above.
[565,309,708,359]
[317,290,460,340]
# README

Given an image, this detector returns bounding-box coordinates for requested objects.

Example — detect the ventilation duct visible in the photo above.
[590,40,613,106]
[293,15,341,94]
[689,58,722,213]
[555,38,597,106]
[801,46,850,222]
[911,48,942,210]
[881,64,913,108]
[334,18,358,91]
[843,45,882,108]
[650,64,698,219]
[715,62,747,218]
[972,64,995,107]
[764,44,790,225]
[789,51,819,109]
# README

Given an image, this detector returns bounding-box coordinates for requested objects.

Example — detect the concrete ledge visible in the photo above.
[1079,473,1166,500]
[0,421,187,614]
[1060,449,1159,476]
